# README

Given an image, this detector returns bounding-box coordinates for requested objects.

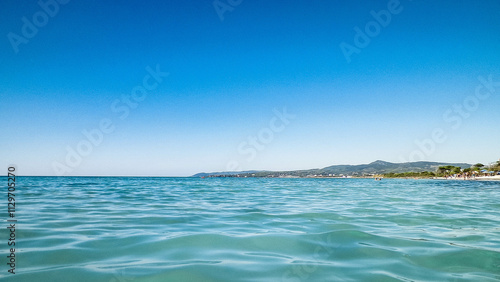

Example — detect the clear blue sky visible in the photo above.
[1,0,499,176]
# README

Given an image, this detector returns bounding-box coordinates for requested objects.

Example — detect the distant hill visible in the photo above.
[192,160,472,177]
[319,160,472,175]
[192,170,263,178]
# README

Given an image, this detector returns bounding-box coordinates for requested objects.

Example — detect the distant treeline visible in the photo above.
[383,162,500,178]
[383,171,437,178]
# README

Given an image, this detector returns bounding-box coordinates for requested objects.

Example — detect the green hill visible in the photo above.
[193,160,472,177]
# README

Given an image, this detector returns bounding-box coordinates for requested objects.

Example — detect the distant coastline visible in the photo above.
[197,175,500,181]
[195,159,500,180]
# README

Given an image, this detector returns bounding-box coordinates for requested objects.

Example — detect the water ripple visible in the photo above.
[2,177,500,281]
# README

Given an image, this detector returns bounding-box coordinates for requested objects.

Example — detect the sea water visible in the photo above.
[2,177,500,281]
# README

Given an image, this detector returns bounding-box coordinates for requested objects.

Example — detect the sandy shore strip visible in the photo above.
[475,175,500,181]
[431,176,500,181]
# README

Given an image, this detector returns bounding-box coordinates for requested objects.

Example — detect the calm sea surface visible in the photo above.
[2,177,500,281]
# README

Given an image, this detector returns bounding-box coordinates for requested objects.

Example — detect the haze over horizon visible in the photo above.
[1,0,499,176]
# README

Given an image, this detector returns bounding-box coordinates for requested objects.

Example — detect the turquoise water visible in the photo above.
[2,177,500,281]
